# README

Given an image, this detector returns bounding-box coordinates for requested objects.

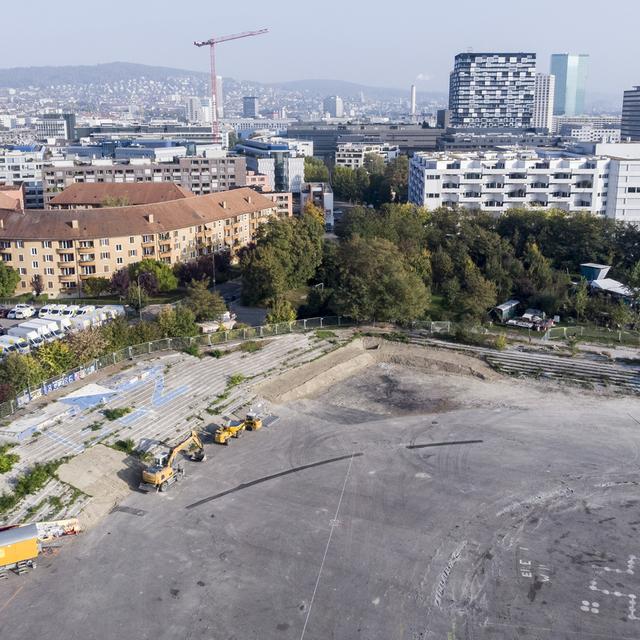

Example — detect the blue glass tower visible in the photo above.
[550,54,589,116]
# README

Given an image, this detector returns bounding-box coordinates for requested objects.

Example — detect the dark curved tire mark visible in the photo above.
[185,452,363,509]
[407,439,483,450]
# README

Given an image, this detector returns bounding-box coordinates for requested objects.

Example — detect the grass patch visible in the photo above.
[0,443,20,474]
[183,344,200,358]
[102,407,132,421]
[228,373,245,387]
[315,329,337,340]
[48,495,63,510]
[382,332,410,344]
[208,349,225,359]
[88,421,104,431]
[239,341,263,353]
[0,458,66,515]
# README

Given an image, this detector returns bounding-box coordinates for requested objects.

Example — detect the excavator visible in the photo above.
[139,430,205,492]
[214,413,262,445]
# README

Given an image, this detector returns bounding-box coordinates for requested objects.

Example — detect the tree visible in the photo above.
[110,268,130,297]
[0,353,44,394]
[384,156,409,202]
[455,258,497,322]
[266,298,297,324]
[129,259,178,293]
[184,278,227,321]
[332,166,358,201]
[157,306,199,337]
[609,299,632,329]
[67,328,109,364]
[35,341,75,378]
[173,251,231,287]
[30,274,44,296]
[363,153,385,176]
[332,236,430,322]
[303,201,325,225]
[82,277,110,298]
[0,263,20,297]
[304,156,330,182]
[126,282,149,311]
[572,278,589,320]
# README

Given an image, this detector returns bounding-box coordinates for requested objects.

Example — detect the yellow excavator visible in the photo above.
[139,430,205,492]
[214,413,263,445]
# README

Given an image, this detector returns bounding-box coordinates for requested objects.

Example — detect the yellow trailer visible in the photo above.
[0,523,39,576]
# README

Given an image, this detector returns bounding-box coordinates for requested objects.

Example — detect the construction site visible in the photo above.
[1,329,640,639]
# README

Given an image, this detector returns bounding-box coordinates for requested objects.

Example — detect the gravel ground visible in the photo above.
[2,352,640,639]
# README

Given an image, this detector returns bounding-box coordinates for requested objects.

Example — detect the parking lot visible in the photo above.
[2,345,640,639]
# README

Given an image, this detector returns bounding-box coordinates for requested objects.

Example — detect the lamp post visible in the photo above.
[137,275,142,321]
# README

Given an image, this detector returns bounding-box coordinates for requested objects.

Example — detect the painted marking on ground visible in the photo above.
[586,555,639,620]
[118,408,150,426]
[185,453,363,509]
[42,429,84,454]
[299,454,355,640]
[406,439,483,450]
[151,374,189,407]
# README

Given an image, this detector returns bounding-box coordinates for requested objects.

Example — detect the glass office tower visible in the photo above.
[550,54,589,116]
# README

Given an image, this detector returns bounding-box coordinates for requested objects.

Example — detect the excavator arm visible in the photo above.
[165,430,204,468]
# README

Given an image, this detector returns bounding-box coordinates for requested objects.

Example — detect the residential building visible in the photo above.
[559,125,621,143]
[0,188,276,297]
[185,97,205,124]
[215,76,224,119]
[438,130,557,151]
[301,182,333,229]
[42,155,247,205]
[265,192,293,218]
[622,87,640,141]
[35,113,76,140]
[245,170,271,191]
[550,54,589,116]
[243,97,258,119]
[323,96,344,118]
[0,146,46,208]
[334,142,400,169]
[533,74,555,131]
[48,183,194,209]
[234,139,305,193]
[408,143,640,221]
[448,52,536,129]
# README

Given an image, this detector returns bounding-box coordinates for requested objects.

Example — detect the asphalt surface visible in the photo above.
[2,363,640,639]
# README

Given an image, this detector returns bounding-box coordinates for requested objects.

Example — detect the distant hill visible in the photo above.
[0,62,446,100]
[0,62,207,87]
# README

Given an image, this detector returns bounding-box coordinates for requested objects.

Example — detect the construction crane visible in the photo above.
[194,28,269,144]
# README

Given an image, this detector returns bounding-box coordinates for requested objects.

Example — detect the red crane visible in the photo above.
[194,29,269,144]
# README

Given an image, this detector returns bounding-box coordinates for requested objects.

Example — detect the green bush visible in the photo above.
[239,341,263,353]
[102,407,132,421]
[113,438,136,454]
[315,329,337,340]
[208,349,224,359]
[228,373,245,387]
[494,334,508,350]
[0,443,19,474]
[183,344,200,358]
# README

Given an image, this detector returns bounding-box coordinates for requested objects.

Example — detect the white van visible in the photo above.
[8,326,45,349]
[77,305,96,316]
[39,304,66,319]
[26,318,65,340]
[19,321,58,343]
[0,335,30,356]
[61,305,81,317]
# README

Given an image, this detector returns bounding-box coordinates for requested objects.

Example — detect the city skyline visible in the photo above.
[0,0,637,100]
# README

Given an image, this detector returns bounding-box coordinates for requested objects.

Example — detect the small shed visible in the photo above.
[0,523,39,570]
[493,300,520,322]
[580,263,611,281]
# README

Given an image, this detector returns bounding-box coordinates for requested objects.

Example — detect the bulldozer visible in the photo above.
[139,430,205,492]
[214,413,263,445]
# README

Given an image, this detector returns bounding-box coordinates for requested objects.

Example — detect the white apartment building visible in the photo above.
[334,142,400,169]
[552,115,621,135]
[559,125,621,143]
[533,74,555,131]
[408,143,640,222]
[0,146,46,208]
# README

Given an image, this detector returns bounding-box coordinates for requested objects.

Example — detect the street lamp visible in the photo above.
[137,274,142,320]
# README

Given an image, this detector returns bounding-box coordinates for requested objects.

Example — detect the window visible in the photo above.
[115,244,123,252]
[45,268,54,275]
[30,247,37,256]
[142,235,153,243]
[129,236,135,243]
[32,261,39,269]
[100,252,110,260]
[59,240,73,249]
[104,266,110,273]
[100,238,109,246]
[19,268,26,275]
[116,257,123,264]
[15,240,24,248]
[129,250,137,257]
[44,254,53,262]
[42,241,52,248]
[628,187,639,193]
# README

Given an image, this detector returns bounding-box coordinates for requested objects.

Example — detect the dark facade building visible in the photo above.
[622,87,640,141]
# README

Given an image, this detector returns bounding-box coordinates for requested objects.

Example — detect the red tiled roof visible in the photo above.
[0,188,275,240]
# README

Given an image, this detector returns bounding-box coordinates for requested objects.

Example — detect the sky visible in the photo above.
[2,0,637,98]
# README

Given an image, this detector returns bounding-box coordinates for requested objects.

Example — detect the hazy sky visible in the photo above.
[2,0,637,96]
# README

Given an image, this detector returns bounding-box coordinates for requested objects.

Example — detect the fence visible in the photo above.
[0,315,349,419]
[544,325,640,346]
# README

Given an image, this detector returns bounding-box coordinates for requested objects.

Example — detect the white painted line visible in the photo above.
[299,454,354,640]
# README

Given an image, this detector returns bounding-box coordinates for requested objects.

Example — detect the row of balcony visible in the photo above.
[441,182,593,191]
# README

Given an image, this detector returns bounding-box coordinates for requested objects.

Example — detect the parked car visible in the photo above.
[7,304,36,319]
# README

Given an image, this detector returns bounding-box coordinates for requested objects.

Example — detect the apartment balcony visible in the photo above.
[483,201,504,208]
[482,168,506,175]
[441,183,459,190]
[461,193,481,200]
[529,182,549,190]
[484,183,505,191]
[550,176,572,183]
[57,261,76,268]
[505,175,528,183]
[550,193,571,199]
[529,200,548,207]
[56,247,74,253]
[506,191,527,200]
[78,256,95,264]
[58,273,77,282]
[573,182,594,190]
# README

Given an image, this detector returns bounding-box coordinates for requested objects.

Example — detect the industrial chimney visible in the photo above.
[410,84,417,117]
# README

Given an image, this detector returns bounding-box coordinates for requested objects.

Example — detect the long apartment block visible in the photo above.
[408,145,640,222]
[42,155,247,206]
[0,188,275,297]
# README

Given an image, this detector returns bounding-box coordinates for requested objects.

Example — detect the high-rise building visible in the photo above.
[533,73,555,131]
[215,76,224,119]
[243,96,258,119]
[323,95,344,118]
[185,97,204,124]
[448,52,536,129]
[550,54,589,116]
[622,87,640,141]
[35,113,76,140]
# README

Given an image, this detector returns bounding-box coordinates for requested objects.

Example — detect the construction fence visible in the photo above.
[544,325,640,346]
[0,316,350,419]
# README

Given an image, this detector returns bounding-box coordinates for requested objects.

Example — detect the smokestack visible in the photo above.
[410,84,417,117]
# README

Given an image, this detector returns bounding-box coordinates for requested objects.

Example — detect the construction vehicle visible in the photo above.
[214,413,263,445]
[139,430,205,492]
[0,523,39,579]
